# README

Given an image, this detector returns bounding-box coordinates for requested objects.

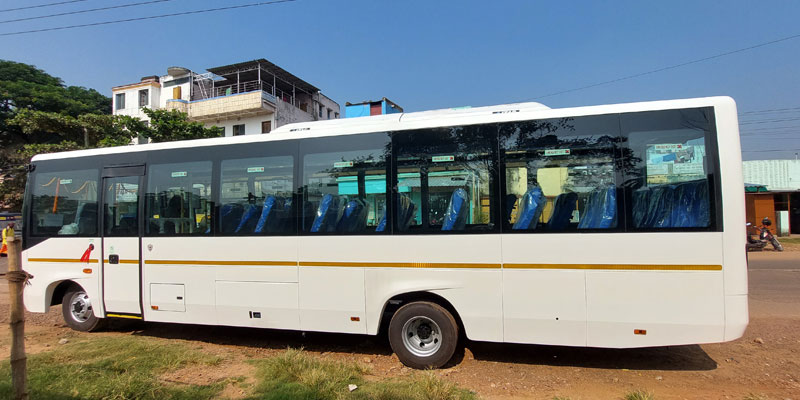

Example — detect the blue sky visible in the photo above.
[2,0,799,160]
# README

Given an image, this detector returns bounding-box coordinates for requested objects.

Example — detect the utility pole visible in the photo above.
[6,236,29,400]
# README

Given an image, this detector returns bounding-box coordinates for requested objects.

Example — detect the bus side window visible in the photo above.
[392,125,498,233]
[145,161,213,236]
[300,132,391,235]
[498,115,621,232]
[30,169,99,237]
[620,107,718,230]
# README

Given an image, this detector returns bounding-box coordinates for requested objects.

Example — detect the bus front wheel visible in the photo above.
[388,301,459,369]
[62,286,105,332]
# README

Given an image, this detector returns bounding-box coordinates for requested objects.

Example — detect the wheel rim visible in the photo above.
[401,316,442,357]
[68,291,92,323]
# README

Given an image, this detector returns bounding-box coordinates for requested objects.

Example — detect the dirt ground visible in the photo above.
[1,250,798,400]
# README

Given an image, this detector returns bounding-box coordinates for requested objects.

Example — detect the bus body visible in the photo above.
[21,96,747,368]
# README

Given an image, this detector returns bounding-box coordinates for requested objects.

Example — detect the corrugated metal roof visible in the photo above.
[742,160,800,191]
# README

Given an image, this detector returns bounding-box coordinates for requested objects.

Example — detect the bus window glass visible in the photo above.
[393,125,498,233]
[301,133,390,234]
[499,115,620,232]
[103,176,139,236]
[220,156,294,235]
[30,169,99,236]
[620,107,718,230]
[145,161,213,236]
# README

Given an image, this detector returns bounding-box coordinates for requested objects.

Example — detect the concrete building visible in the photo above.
[344,97,403,118]
[742,159,800,235]
[112,59,340,138]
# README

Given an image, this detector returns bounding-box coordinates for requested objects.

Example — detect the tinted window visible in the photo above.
[220,155,294,235]
[104,176,140,236]
[301,133,390,234]
[145,161,213,236]
[393,125,498,233]
[620,107,719,230]
[499,115,621,232]
[30,168,99,237]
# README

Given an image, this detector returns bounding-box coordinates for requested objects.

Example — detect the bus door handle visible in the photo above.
[109,255,119,264]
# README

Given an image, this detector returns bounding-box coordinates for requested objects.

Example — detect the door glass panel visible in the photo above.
[104,176,139,237]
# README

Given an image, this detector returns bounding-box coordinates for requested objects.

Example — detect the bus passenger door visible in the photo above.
[101,166,145,317]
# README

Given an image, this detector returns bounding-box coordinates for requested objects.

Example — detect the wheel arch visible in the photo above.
[377,291,466,340]
[48,279,82,307]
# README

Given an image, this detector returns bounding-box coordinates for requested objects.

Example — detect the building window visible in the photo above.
[115,93,125,110]
[334,112,339,119]
[327,109,332,119]
[319,104,324,117]
[138,89,149,108]
[233,124,246,136]
[261,120,272,134]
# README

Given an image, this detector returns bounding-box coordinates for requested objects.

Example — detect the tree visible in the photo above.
[142,108,223,142]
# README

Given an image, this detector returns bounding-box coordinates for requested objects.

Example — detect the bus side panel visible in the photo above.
[713,98,749,340]
[22,238,102,315]
[300,235,504,342]
[142,237,299,328]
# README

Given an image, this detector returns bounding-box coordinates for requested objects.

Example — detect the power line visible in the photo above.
[0,0,296,36]
[741,149,800,153]
[0,0,89,13]
[739,117,800,125]
[739,106,800,115]
[0,0,175,24]
[521,33,800,101]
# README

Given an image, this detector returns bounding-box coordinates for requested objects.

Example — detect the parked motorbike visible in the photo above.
[746,223,766,251]
[748,218,784,252]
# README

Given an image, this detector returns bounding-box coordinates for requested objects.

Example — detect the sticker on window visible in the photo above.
[544,149,571,156]
[334,161,354,168]
[171,171,187,178]
[432,155,454,162]
[59,179,73,184]
[247,167,265,173]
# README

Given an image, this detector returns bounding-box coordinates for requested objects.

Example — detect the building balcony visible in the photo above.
[186,90,278,123]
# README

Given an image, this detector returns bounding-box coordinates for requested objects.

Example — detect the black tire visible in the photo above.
[771,238,784,252]
[388,301,459,369]
[62,286,105,332]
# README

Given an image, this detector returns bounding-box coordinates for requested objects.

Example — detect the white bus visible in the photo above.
[21,96,747,369]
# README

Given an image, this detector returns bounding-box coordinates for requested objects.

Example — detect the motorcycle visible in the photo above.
[746,223,766,251]
[748,218,784,252]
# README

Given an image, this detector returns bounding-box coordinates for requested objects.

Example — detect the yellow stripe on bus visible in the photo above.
[28,258,99,263]
[106,313,143,320]
[299,261,500,269]
[502,264,722,271]
[144,260,296,266]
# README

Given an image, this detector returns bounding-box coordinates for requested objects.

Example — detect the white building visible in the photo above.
[112,59,340,139]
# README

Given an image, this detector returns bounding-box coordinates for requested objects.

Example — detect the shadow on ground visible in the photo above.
[110,320,716,372]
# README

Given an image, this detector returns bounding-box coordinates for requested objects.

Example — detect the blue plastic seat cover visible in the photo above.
[578,186,617,229]
[547,191,577,230]
[220,203,244,233]
[441,188,469,231]
[337,199,368,233]
[513,187,545,230]
[254,196,278,233]
[234,204,260,233]
[310,194,342,233]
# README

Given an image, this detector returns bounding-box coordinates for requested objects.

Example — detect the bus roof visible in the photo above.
[31,96,734,162]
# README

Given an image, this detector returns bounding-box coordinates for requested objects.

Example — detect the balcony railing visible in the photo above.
[193,80,304,109]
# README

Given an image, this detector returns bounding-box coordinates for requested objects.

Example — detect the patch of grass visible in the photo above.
[777,237,800,245]
[249,348,476,400]
[624,389,655,400]
[0,336,226,399]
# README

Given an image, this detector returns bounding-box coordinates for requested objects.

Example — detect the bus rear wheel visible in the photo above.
[62,286,105,332]
[388,301,459,369]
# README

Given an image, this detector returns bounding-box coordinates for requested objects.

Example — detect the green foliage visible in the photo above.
[249,348,476,400]
[0,336,226,399]
[143,108,223,142]
[624,389,655,400]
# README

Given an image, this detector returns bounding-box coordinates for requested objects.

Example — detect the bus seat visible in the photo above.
[513,187,545,230]
[377,195,417,232]
[310,194,342,233]
[337,199,369,233]
[376,202,388,232]
[504,194,518,224]
[234,204,260,233]
[76,202,97,235]
[547,191,577,230]
[220,203,244,233]
[594,186,617,229]
[164,195,182,218]
[254,196,278,233]
[695,180,710,227]
[577,190,598,229]
[649,185,675,228]
[632,187,650,228]
[442,188,469,231]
